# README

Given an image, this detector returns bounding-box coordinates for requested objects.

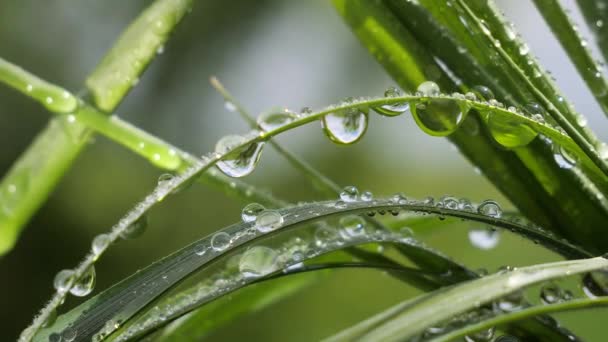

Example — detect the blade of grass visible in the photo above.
[576,0,608,67]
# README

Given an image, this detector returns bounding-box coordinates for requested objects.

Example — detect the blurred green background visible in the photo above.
[1,0,607,341]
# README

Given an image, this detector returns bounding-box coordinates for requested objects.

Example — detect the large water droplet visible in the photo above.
[540,283,562,304]
[211,232,231,251]
[477,200,502,218]
[468,228,500,250]
[120,215,148,239]
[242,203,265,223]
[495,291,524,312]
[54,269,75,293]
[487,113,537,148]
[257,108,297,131]
[412,82,464,136]
[340,186,359,202]
[254,210,283,233]
[215,135,265,177]
[582,270,608,298]
[314,225,340,247]
[373,87,410,116]
[70,266,96,297]
[471,85,495,101]
[239,246,279,278]
[361,191,373,201]
[322,102,368,144]
[465,327,495,342]
[339,215,366,237]
[553,144,577,169]
[62,327,78,342]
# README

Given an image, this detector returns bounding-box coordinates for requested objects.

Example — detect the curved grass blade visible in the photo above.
[336,257,608,342]
[576,0,608,67]
[533,0,608,117]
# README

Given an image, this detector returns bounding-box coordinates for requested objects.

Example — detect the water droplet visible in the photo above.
[254,210,283,233]
[553,144,577,169]
[399,227,414,239]
[215,135,265,177]
[373,87,409,116]
[242,203,265,222]
[70,266,96,297]
[495,291,524,312]
[540,283,562,304]
[468,228,500,250]
[465,327,495,341]
[120,215,148,239]
[322,101,368,144]
[339,215,366,237]
[157,173,174,187]
[519,43,530,56]
[54,269,75,293]
[340,186,359,202]
[412,82,464,136]
[477,200,502,218]
[334,200,347,209]
[471,85,495,101]
[314,225,340,247]
[194,243,207,256]
[391,193,408,205]
[239,246,279,278]
[211,232,231,251]
[224,101,236,112]
[439,195,459,209]
[487,113,537,148]
[257,108,297,131]
[582,271,608,298]
[62,327,78,342]
[361,191,373,201]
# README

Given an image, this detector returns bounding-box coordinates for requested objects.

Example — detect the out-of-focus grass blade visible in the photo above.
[576,0,608,66]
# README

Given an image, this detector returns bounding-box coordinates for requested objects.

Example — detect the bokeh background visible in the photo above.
[1,0,607,340]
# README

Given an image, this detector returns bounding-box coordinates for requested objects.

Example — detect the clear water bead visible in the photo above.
[242,203,265,222]
[360,191,373,201]
[540,283,561,304]
[54,269,76,293]
[412,82,465,136]
[211,232,231,251]
[477,200,502,218]
[322,100,368,144]
[339,215,366,237]
[257,108,297,132]
[215,135,264,178]
[70,266,96,297]
[239,246,279,278]
[340,186,359,202]
[373,87,410,116]
[254,210,284,233]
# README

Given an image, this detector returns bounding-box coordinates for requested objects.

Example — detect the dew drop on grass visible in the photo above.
[391,193,408,205]
[399,227,414,239]
[314,225,340,247]
[54,269,75,293]
[120,214,148,239]
[211,232,231,251]
[157,173,174,187]
[340,186,359,202]
[581,270,608,298]
[361,191,373,201]
[215,135,265,178]
[468,228,500,250]
[471,85,495,101]
[70,266,96,297]
[540,283,561,304]
[239,246,279,278]
[242,203,265,222]
[412,81,465,136]
[194,243,207,256]
[254,210,283,233]
[487,113,537,148]
[373,87,410,116]
[495,290,525,312]
[477,200,502,218]
[339,215,366,237]
[62,327,78,342]
[465,327,495,342]
[552,144,577,169]
[257,108,297,131]
[322,99,368,144]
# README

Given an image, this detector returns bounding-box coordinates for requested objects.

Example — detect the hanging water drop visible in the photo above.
[54,269,75,293]
[477,200,502,218]
[239,246,279,278]
[62,328,78,342]
[465,327,495,342]
[322,100,368,144]
[471,85,495,101]
[553,144,577,169]
[70,266,96,297]
[314,225,340,247]
[468,228,500,250]
[339,215,366,237]
[215,135,265,177]
[487,113,537,148]
[242,203,265,222]
[257,108,297,131]
[120,215,148,239]
[412,82,465,136]
[540,283,562,304]
[373,87,410,116]
[254,210,283,233]
[340,186,359,202]
[495,291,524,312]
[211,232,231,251]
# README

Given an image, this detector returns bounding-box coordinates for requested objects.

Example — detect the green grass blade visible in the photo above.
[533,0,608,117]
[343,257,608,341]
[576,0,608,65]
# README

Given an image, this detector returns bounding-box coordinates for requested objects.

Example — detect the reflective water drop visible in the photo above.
[242,203,265,223]
[340,186,359,202]
[361,191,373,201]
[70,266,96,297]
[314,225,340,247]
[194,243,207,256]
[392,193,407,205]
[239,246,279,278]
[257,108,297,131]
[477,200,502,218]
[211,232,231,251]
[322,102,368,144]
[254,210,283,233]
[465,327,495,342]
[54,269,75,293]
[471,85,495,101]
[496,291,524,312]
[487,113,537,148]
[412,82,464,136]
[468,228,500,250]
[157,173,174,187]
[523,102,544,117]
[582,270,608,298]
[120,215,148,239]
[373,87,410,116]
[399,226,414,239]
[224,101,236,112]
[62,327,78,342]
[540,283,561,304]
[215,135,265,177]
[553,144,577,169]
[339,215,366,237]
